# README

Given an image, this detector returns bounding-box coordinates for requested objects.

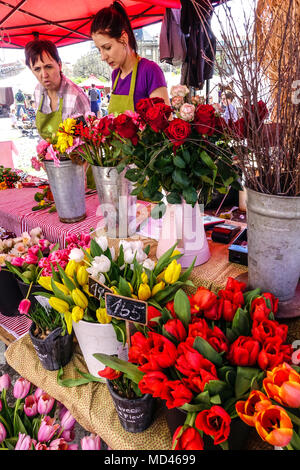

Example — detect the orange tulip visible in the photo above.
[263,362,300,408]
[236,390,271,427]
[255,405,293,447]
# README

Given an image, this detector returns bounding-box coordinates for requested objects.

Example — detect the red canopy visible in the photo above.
[0,0,181,49]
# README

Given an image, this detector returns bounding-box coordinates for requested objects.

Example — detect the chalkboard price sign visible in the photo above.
[105,293,148,325]
[88,276,113,301]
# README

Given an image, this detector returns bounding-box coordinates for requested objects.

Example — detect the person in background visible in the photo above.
[26,100,36,124]
[15,89,26,120]
[88,83,101,116]
[9,108,17,128]
[221,91,238,123]
[24,39,90,142]
[90,1,170,115]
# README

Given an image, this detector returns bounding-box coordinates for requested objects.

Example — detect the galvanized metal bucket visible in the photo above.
[246,188,300,302]
[44,159,86,223]
[92,166,137,238]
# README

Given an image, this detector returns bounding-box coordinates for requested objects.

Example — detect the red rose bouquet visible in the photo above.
[120,97,241,216]
[95,276,295,450]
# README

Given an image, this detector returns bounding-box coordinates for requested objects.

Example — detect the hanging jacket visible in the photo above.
[180,0,216,89]
[160,8,187,67]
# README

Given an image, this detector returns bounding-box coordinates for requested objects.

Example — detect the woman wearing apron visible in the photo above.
[90,1,170,115]
[24,39,90,142]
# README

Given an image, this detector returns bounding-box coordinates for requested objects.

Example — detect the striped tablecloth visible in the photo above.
[0,188,150,340]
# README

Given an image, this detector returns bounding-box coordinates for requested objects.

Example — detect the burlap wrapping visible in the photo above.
[6,225,297,450]
[5,335,172,450]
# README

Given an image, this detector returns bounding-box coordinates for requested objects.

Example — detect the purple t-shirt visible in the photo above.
[111,58,167,110]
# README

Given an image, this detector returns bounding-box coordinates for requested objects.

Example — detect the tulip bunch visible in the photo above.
[95,276,293,450]
[0,227,49,268]
[236,362,300,449]
[0,373,105,450]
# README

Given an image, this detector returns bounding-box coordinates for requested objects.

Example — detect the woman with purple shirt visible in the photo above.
[90,1,170,115]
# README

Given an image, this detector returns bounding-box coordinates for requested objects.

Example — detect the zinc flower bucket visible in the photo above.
[72,320,121,378]
[44,160,86,223]
[92,166,136,238]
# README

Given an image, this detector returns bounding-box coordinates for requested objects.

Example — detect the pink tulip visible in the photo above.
[15,433,33,450]
[37,393,55,415]
[68,444,79,450]
[24,395,38,417]
[61,429,75,442]
[13,377,31,399]
[38,239,50,251]
[60,409,76,431]
[11,257,25,267]
[48,438,71,450]
[0,423,6,443]
[0,373,11,391]
[18,298,31,315]
[28,245,41,256]
[38,416,60,442]
[35,442,48,450]
[24,253,39,264]
[0,399,2,412]
[34,387,44,401]
[81,434,102,450]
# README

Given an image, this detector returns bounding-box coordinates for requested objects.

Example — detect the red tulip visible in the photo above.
[172,426,204,450]
[195,405,231,445]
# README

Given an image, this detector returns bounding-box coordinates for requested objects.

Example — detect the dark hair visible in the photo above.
[224,92,235,101]
[25,39,61,67]
[90,1,137,53]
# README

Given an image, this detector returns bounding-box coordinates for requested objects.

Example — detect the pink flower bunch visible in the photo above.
[0,374,83,450]
[65,232,91,253]
[38,248,70,276]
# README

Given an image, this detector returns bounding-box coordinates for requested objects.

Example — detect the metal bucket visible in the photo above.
[92,166,137,238]
[44,160,86,223]
[246,188,300,302]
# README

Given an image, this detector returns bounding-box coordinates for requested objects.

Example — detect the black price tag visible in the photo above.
[105,293,148,325]
[88,276,113,301]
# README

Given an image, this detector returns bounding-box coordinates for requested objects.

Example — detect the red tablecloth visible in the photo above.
[0,188,150,247]
[0,312,31,340]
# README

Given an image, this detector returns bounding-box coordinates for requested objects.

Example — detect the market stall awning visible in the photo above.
[79,75,105,89]
[0,0,181,49]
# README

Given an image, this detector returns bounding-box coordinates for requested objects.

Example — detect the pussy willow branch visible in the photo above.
[194,0,300,195]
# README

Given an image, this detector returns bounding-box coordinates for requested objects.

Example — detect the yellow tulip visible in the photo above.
[128,282,134,293]
[141,272,148,284]
[82,284,92,297]
[49,296,70,314]
[172,249,182,257]
[111,286,119,295]
[152,281,165,296]
[164,259,181,284]
[64,311,73,335]
[38,276,53,292]
[77,265,89,286]
[96,308,112,324]
[54,281,70,296]
[138,283,151,301]
[65,260,78,277]
[71,288,88,309]
[156,270,166,282]
[71,306,84,323]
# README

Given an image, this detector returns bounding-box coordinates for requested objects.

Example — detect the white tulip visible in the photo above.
[110,246,116,261]
[136,249,147,263]
[93,255,111,273]
[124,248,134,264]
[119,240,131,251]
[69,248,85,263]
[95,236,108,252]
[143,258,155,271]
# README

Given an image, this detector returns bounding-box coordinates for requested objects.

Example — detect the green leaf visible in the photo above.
[290,431,300,450]
[4,261,29,283]
[57,367,103,387]
[153,242,178,276]
[193,336,223,367]
[14,413,28,435]
[56,263,76,292]
[166,191,182,205]
[232,308,250,336]
[118,277,132,298]
[50,278,73,306]
[243,288,261,307]
[234,367,261,398]
[179,402,208,412]
[93,354,144,384]
[90,238,103,257]
[182,187,198,205]
[172,168,190,188]
[32,291,52,299]
[178,257,196,282]
[173,289,191,330]
[150,202,166,220]
[173,155,186,168]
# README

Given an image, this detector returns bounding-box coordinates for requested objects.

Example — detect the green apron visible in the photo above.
[108,56,140,114]
[35,95,63,142]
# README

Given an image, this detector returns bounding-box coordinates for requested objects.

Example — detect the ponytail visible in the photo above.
[90,1,137,53]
